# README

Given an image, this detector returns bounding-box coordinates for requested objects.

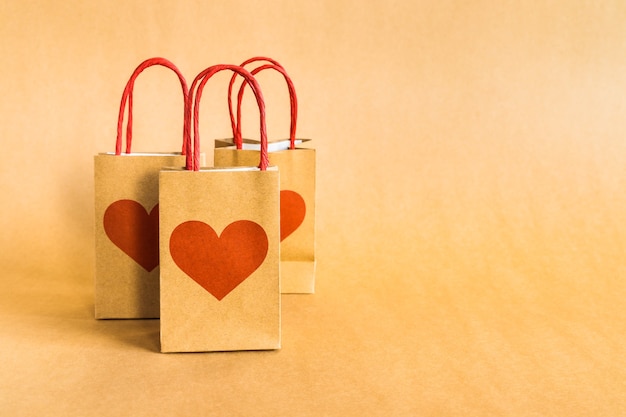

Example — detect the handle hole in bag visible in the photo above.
[116,57,189,155]
[227,58,297,150]
[187,65,269,172]
[227,57,284,147]
[233,63,297,150]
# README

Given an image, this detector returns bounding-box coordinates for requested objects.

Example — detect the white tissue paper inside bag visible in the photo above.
[215,138,310,152]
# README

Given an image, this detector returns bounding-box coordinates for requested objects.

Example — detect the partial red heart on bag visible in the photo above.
[169,220,269,301]
[103,200,160,272]
[280,190,305,241]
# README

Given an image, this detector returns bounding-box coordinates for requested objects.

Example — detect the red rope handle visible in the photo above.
[187,65,268,171]
[227,57,284,149]
[235,64,297,150]
[115,57,189,155]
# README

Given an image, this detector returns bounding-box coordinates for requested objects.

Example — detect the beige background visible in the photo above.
[2,1,626,415]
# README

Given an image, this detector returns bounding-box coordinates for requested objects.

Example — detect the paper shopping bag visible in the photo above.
[159,64,280,352]
[215,57,316,293]
[94,57,204,319]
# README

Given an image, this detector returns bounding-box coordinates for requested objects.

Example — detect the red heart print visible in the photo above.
[280,190,306,241]
[103,200,159,272]
[169,220,268,301]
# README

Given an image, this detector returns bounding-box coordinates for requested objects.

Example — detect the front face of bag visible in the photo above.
[159,168,280,353]
[94,153,187,319]
[214,145,316,293]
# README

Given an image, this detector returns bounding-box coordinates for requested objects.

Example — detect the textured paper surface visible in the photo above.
[159,168,280,352]
[215,144,316,293]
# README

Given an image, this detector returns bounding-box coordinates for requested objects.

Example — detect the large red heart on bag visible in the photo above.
[280,190,306,241]
[169,220,268,301]
[103,200,159,272]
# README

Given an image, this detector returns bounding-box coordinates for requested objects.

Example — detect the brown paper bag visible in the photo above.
[215,57,316,294]
[159,65,280,352]
[94,57,204,319]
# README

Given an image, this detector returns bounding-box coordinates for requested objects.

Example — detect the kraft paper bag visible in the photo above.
[215,57,316,294]
[159,65,280,353]
[94,57,205,319]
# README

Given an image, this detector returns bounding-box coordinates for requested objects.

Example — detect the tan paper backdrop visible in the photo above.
[2,1,626,415]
